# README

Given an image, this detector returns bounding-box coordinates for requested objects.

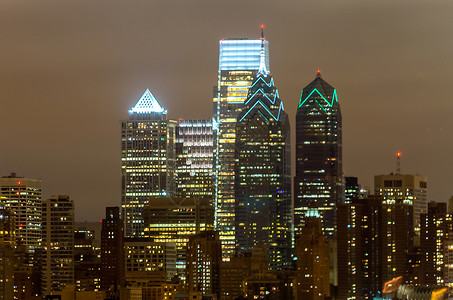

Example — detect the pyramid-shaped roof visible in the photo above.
[129,89,167,114]
[298,72,339,111]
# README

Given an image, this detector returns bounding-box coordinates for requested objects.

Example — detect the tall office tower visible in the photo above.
[121,89,177,237]
[375,174,427,237]
[186,231,221,297]
[213,33,269,259]
[101,207,124,292]
[176,119,214,199]
[41,195,74,295]
[296,212,330,300]
[0,173,42,252]
[420,202,447,285]
[294,71,343,237]
[142,197,214,278]
[234,45,291,270]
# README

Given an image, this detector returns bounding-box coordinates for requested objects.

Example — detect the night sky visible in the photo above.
[1,0,452,221]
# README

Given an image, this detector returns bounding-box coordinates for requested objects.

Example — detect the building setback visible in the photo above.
[121,89,176,237]
[213,36,269,260]
[294,72,343,238]
[234,44,291,269]
[41,195,74,295]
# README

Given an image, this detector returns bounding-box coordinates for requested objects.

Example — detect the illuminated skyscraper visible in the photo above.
[121,89,177,237]
[0,173,42,253]
[234,40,291,269]
[375,173,427,236]
[176,119,214,199]
[294,72,343,237]
[213,34,269,259]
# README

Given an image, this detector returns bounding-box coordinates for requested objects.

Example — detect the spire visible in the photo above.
[257,24,269,76]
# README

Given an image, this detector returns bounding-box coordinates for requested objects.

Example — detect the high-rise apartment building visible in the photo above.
[337,196,413,299]
[294,72,343,237]
[375,173,427,236]
[345,176,368,203]
[234,47,291,269]
[41,195,74,295]
[420,202,447,285]
[213,35,269,259]
[176,119,214,199]
[121,89,177,237]
[0,173,42,252]
[101,207,124,292]
[0,209,15,300]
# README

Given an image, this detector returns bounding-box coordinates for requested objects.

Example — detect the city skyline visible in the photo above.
[1,0,452,221]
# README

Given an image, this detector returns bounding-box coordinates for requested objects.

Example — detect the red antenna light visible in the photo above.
[397,152,401,157]
[17,181,21,185]
[317,69,321,73]
[261,24,264,29]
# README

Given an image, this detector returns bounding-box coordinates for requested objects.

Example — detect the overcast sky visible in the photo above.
[1,0,452,221]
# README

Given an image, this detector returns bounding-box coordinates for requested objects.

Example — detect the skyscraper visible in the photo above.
[176,119,214,199]
[121,89,177,236]
[41,195,74,295]
[213,33,269,260]
[234,40,292,269]
[294,72,343,237]
[375,173,427,236]
[0,173,42,253]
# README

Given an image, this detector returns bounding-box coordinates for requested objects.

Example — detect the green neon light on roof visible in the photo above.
[298,88,338,108]
[314,100,328,113]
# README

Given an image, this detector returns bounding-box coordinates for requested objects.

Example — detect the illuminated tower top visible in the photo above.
[297,70,340,114]
[129,89,167,120]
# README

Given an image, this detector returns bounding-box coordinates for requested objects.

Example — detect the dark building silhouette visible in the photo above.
[234,40,291,270]
[74,228,101,292]
[294,71,343,237]
[185,231,221,297]
[296,212,330,300]
[101,207,124,293]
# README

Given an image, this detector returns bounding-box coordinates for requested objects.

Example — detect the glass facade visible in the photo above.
[294,72,343,238]
[121,89,176,237]
[213,38,269,260]
[176,119,214,199]
[234,71,292,270]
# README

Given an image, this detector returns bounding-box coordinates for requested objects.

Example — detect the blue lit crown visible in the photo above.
[238,73,284,123]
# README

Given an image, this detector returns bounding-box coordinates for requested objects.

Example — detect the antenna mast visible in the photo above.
[396,152,401,174]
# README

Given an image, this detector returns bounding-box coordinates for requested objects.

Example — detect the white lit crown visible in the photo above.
[129,89,167,114]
